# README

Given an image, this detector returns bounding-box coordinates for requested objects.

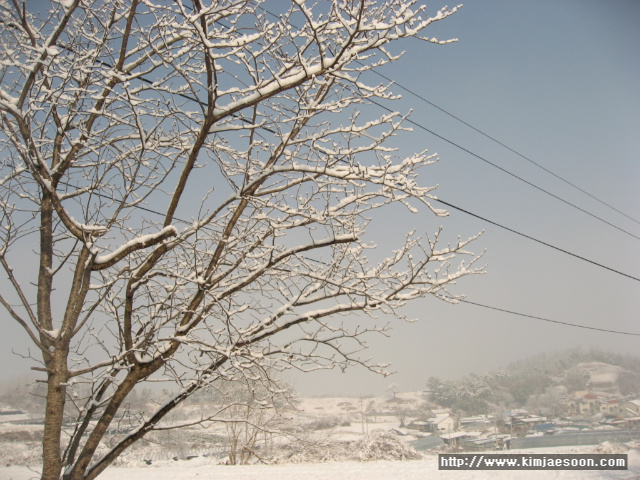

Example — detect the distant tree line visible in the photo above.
[427,348,640,414]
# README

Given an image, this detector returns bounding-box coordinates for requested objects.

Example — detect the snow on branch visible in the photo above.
[92,226,178,270]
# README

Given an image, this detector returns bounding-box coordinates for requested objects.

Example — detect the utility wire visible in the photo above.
[76,5,639,243]
[258,5,640,236]
[435,198,640,283]
[367,97,640,242]
[47,8,640,341]
[456,298,640,337]
[59,177,640,283]
[55,35,640,282]
[68,59,640,277]
[368,69,640,227]
[59,183,640,336]
[60,5,640,256]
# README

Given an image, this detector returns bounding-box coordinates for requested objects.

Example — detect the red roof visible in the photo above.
[582,394,599,400]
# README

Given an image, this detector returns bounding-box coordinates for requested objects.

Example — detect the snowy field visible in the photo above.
[5,445,640,480]
[3,391,640,479]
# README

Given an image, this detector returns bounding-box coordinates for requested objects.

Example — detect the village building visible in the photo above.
[507,415,547,437]
[428,412,457,434]
[601,399,621,416]
[621,399,640,417]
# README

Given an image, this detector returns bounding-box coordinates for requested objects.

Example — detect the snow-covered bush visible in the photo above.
[0,439,43,467]
[589,441,628,454]
[270,431,420,464]
[271,438,350,464]
[307,416,343,431]
[352,431,422,461]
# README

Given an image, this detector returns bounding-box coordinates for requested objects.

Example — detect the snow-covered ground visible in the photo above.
[5,445,640,480]
[3,391,640,479]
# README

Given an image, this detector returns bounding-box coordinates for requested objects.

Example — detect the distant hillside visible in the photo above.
[504,348,640,399]
[427,348,640,414]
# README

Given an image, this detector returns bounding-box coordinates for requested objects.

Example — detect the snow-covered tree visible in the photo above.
[0,1,482,479]
[427,373,496,413]
[387,383,400,399]
[217,371,287,465]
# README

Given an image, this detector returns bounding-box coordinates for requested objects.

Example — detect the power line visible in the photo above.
[54,194,640,337]
[367,97,640,243]
[59,5,640,260]
[64,193,640,336]
[435,198,640,283]
[58,190,640,336]
[59,176,640,283]
[45,7,640,340]
[456,298,640,337]
[257,5,640,238]
[68,6,639,244]
[57,64,638,279]
[368,69,640,227]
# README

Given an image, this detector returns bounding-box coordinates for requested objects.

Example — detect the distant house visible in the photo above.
[621,399,640,418]
[602,399,621,416]
[576,393,601,415]
[463,433,511,450]
[533,422,557,435]
[567,393,629,417]
[462,437,501,451]
[428,413,456,434]
[508,416,547,437]
[439,431,468,446]
[608,414,640,429]
[460,415,491,430]
[507,409,528,416]
[581,393,600,401]
[406,420,430,432]
[429,408,451,417]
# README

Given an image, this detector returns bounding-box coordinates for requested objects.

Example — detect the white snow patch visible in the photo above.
[4,444,639,480]
[94,226,177,265]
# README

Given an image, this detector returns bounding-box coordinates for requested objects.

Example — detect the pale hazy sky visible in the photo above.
[286,0,640,396]
[2,0,639,397]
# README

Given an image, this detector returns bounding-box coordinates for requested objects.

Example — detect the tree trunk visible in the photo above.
[41,355,67,480]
